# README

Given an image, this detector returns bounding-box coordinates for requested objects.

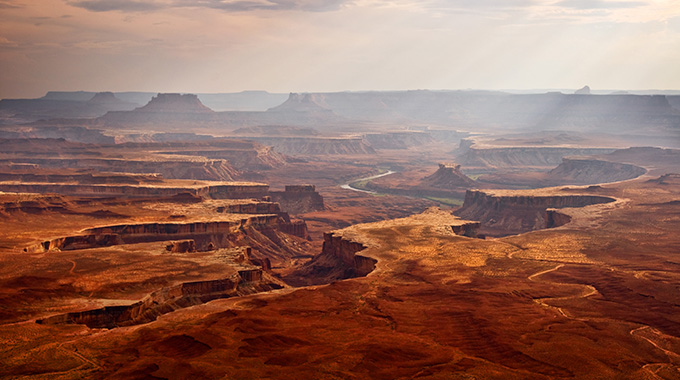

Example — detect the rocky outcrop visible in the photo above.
[546,209,572,229]
[165,240,196,253]
[422,163,477,188]
[321,232,376,278]
[25,214,308,252]
[455,190,616,236]
[291,232,376,285]
[451,222,482,238]
[37,270,278,329]
[269,185,325,214]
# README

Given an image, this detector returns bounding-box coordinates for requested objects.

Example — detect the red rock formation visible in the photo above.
[26,213,309,252]
[451,222,482,238]
[269,185,325,214]
[37,271,278,329]
[291,232,376,285]
[165,240,196,253]
[455,189,615,236]
[422,163,476,188]
[0,182,269,199]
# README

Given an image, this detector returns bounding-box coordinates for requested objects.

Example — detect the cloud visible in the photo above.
[67,0,347,12]
[555,0,646,10]
[67,0,163,12]
[0,0,21,8]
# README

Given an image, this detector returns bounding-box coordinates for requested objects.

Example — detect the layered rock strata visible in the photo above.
[455,189,616,236]
[26,214,308,253]
[269,185,325,214]
[37,268,277,329]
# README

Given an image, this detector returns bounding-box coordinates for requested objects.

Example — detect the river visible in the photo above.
[340,170,396,194]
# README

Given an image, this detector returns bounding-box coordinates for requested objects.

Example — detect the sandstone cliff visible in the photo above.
[292,232,376,285]
[37,269,278,329]
[455,189,615,236]
[269,185,325,214]
[26,212,308,253]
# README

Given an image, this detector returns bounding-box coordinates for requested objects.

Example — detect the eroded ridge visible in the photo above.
[37,249,281,329]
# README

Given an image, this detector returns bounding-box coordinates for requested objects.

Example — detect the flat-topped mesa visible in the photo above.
[267,93,333,113]
[455,189,616,236]
[456,146,617,172]
[26,212,309,253]
[0,181,269,199]
[135,93,214,113]
[269,184,325,214]
[87,91,126,105]
[0,156,239,181]
[422,163,477,188]
[546,158,647,185]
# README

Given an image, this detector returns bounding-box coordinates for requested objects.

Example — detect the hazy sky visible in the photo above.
[1,0,679,98]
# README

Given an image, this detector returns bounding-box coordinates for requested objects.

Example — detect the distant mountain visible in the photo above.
[134,93,214,113]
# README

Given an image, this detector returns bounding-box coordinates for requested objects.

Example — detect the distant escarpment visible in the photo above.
[545,158,646,185]
[0,92,138,124]
[478,157,647,188]
[0,156,239,181]
[38,267,279,329]
[456,146,616,172]
[362,131,434,149]
[455,189,616,236]
[126,138,288,171]
[248,137,375,155]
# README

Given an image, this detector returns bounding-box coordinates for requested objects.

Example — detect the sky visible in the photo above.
[0,0,679,98]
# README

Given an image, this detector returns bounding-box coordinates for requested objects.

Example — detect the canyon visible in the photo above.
[0,89,679,379]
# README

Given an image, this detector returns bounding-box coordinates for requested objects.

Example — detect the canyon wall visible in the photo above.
[0,157,239,181]
[456,147,616,171]
[0,182,270,199]
[289,232,376,285]
[546,158,647,185]
[269,185,325,214]
[26,214,307,252]
[37,269,277,329]
[455,190,615,236]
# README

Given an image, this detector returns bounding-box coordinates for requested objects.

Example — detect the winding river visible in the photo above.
[340,170,396,194]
